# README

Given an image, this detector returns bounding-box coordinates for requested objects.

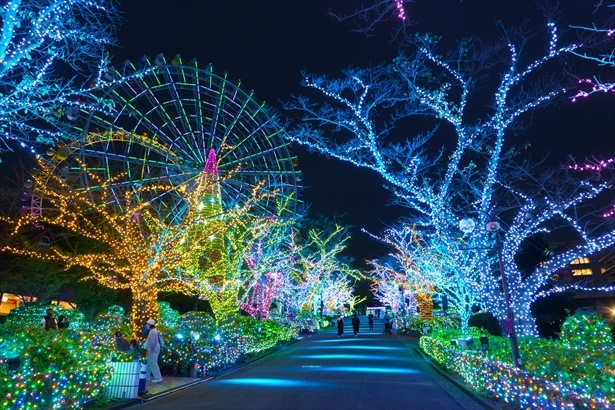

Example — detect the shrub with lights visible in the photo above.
[294,310,321,333]
[394,313,459,336]
[158,311,216,376]
[4,303,86,330]
[420,311,615,408]
[0,323,115,409]
[158,311,298,376]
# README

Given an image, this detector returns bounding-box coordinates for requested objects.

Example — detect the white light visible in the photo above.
[459,218,476,233]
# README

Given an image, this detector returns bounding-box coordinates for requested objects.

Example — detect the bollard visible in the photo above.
[189,360,198,378]
[138,362,147,394]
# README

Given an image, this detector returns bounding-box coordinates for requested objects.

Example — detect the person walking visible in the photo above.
[143,319,164,383]
[383,313,392,334]
[336,315,344,337]
[351,313,361,337]
[367,312,374,330]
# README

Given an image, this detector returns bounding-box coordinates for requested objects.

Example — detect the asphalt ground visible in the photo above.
[128,316,497,410]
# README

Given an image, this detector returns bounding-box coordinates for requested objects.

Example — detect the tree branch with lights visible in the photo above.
[459,164,615,336]
[286,220,363,315]
[0,152,276,334]
[0,0,122,153]
[286,4,614,336]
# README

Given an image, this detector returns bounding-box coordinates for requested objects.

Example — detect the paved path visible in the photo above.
[132,317,492,410]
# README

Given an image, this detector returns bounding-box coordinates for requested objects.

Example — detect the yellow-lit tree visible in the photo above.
[288,221,363,314]
[193,206,295,319]
[1,151,273,335]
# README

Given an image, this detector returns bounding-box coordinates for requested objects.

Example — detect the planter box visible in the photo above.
[107,361,141,399]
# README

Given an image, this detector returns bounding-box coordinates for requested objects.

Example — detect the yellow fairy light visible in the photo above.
[1,151,282,334]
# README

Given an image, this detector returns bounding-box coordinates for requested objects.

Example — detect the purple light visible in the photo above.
[394,0,406,21]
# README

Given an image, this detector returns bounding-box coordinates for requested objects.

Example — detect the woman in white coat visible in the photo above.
[143,319,164,383]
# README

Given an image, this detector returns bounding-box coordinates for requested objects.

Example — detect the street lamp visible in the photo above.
[459,212,523,369]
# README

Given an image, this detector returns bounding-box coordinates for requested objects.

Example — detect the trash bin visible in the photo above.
[138,362,147,394]
[107,361,140,399]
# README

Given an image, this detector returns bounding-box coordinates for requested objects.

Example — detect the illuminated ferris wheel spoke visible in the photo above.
[54,58,303,222]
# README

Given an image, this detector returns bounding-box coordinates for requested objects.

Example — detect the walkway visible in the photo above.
[127,316,495,410]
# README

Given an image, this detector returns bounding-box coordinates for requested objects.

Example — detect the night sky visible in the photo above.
[111,0,614,269]
[22,1,615,270]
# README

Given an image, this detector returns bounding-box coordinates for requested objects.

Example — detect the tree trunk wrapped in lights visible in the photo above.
[132,286,159,336]
[416,293,433,320]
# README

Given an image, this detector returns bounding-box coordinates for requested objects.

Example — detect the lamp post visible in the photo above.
[459,212,523,369]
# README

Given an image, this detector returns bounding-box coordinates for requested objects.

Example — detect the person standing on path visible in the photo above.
[336,315,344,337]
[351,313,361,337]
[383,313,392,334]
[368,312,374,330]
[143,319,164,383]
[41,308,57,330]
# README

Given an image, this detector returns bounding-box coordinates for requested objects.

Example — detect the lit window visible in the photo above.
[571,257,590,265]
[572,268,593,276]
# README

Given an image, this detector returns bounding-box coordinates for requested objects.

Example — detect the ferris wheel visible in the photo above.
[48,54,302,223]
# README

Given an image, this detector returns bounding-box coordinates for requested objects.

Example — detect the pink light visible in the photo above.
[204,148,219,175]
[571,78,615,102]
[568,158,615,172]
[394,0,406,21]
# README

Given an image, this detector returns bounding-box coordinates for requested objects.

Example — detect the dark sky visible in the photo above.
[110,0,614,268]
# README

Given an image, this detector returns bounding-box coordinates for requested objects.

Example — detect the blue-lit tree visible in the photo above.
[0,0,121,153]
[459,164,615,336]
[285,3,614,338]
[367,226,481,331]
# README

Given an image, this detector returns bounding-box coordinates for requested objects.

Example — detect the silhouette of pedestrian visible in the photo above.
[351,313,361,337]
[368,312,374,330]
[336,315,344,337]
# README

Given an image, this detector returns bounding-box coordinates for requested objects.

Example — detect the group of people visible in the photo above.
[41,308,69,330]
[114,318,164,384]
[336,313,362,337]
[336,312,393,337]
